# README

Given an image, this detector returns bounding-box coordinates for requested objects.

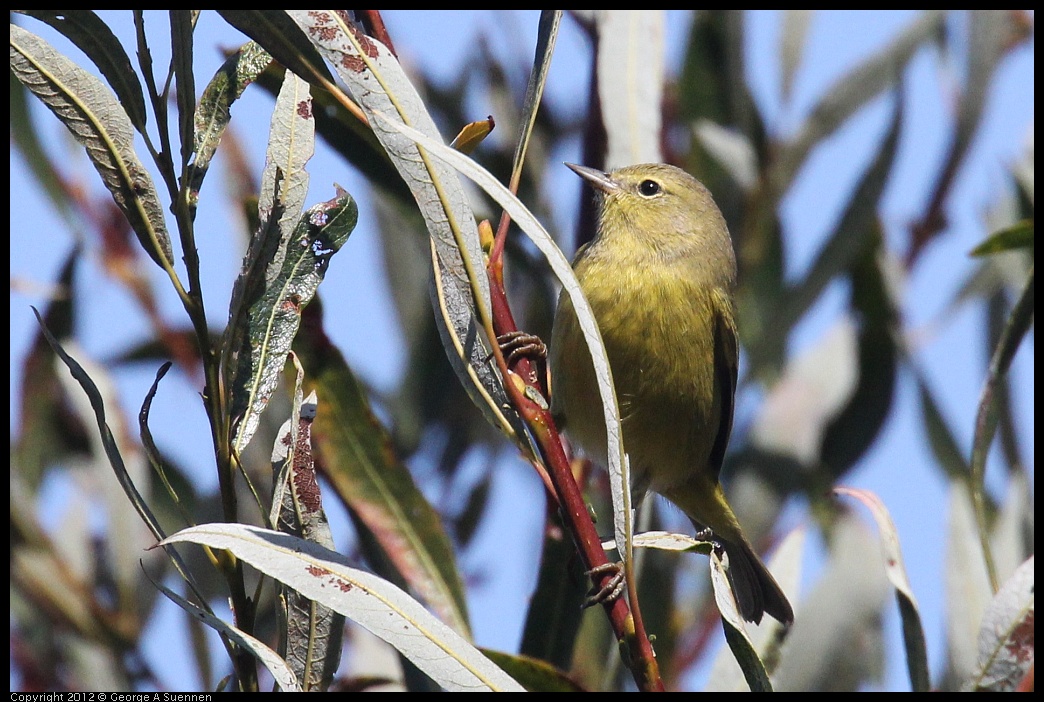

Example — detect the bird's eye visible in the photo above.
[638,179,661,197]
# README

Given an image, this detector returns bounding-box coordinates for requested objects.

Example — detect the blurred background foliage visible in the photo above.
[10,10,1033,692]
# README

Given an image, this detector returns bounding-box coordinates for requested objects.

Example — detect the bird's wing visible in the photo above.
[708,289,739,481]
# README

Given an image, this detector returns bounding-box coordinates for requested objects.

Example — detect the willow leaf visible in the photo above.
[154,578,301,692]
[293,309,471,637]
[226,70,335,455]
[10,23,173,268]
[711,551,772,692]
[191,41,274,197]
[283,10,526,447]
[271,388,343,691]
[16,10,149,132]
[508,10,561,185]
[835,488,929,692]
[162,524,525,692]
[217,10,336,90]
[771,10,945,194]
[227,187,356,456]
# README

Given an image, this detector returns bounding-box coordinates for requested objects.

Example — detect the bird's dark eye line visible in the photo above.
[638,179,661,197]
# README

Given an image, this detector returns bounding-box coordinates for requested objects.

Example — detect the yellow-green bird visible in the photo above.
[550,162,794,625]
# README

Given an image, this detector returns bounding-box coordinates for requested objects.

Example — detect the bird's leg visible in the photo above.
[583,562,626,608]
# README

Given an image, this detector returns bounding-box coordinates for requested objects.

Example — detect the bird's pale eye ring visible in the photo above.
[638,179,662,197]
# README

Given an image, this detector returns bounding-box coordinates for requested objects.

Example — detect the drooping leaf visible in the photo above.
[710,551,772,692]
[835,487,929,691]
[153,578,301,692]
[161,524,525,692]
[10,24,174,268]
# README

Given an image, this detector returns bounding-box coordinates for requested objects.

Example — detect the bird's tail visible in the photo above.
[718,535,794,626]
[663,479,794,625]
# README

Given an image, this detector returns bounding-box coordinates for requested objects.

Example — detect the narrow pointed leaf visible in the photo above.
[710,551,772,692]
[16,10,149,132]
[10,24,173,268]
[771,10,944,193]
[161,524,525,692]
[170,11,196,170]
[283,10,526,448]
[190,41,274,196]
[835,487,929,691]
[970,220,1034,257]
[227,186,357,455]
[507,10,560,184]
[780,10,813,103]
[154,579,301,692]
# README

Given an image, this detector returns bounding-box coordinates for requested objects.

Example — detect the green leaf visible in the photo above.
[225,70,356,455]
[479,649,586,692]
[969,265,1034,589]
[970,220,1034,257]
[153,578,301,692]
[506,10,561,186]
[770,10,944,194]
[227,186,357,455]
[170,10,196,170]
[190,41,274,196]
[710,551,772,692]
[10,23,174,268]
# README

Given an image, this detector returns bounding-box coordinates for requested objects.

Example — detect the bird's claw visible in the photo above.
[496,331,547,368]
[583,561,626,609]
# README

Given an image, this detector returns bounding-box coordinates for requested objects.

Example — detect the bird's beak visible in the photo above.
[566,163,618,194]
